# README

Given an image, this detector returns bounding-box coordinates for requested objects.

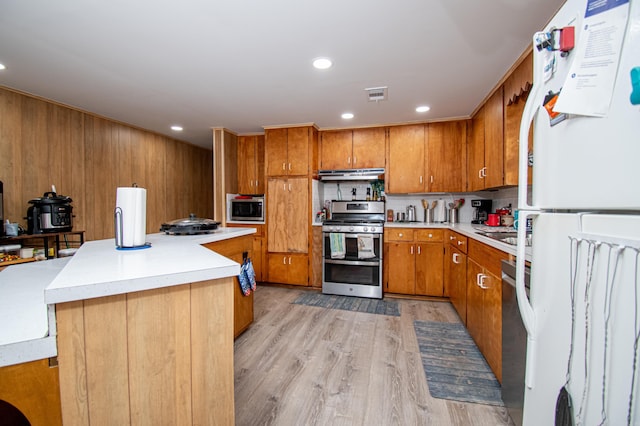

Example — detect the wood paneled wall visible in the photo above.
[0,87,213,241]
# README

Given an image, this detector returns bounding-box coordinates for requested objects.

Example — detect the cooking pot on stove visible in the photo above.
[26,191,73,234]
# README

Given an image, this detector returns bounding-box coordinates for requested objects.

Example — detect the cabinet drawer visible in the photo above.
[415,229,443,242]
[446,230,468,253]
[385,228,414,242]
[468,239,508,277]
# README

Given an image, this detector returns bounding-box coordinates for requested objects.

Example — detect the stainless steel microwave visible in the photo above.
[229,196,264,222]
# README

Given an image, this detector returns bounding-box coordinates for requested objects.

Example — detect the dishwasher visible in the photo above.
[501,259,530,426]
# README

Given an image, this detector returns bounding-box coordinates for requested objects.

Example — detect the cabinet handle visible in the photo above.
[410,246,414,255]
[477,273,488,289]
[478,169,483,178]
[450,235,455,240]
[428,233,433,238]
[283,183,286,191]
[283,257,286,265]
[430,176,434,184]
[353,156,357,165]
[288,163,292,171]
[283,162,286,171]
[419,176,423,184]
[398,233,403,237]
[417,246,421,255]
[289,183,292,191]
[453,253,460,264]
[288,256,292,265]
[457,240,463,246]
[256,179,259,187]
[348,156,351,165]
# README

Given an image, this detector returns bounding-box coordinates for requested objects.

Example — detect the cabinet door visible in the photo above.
[320,130,352,170]
[448,246,468,324]
[466,258,485,350]
[386,243,415,294]
[238,136,256,194]
[468,108,485,191]
[286,177,309,253]
[387,125,425,193]
[484,87,504,189]
[428,121,466,193]
[254,135,265,193]
[352,127,385,169]
[267,253,289,284]
[265,129,288,177]
[267,178,288,252]
[415,242,444,296]
[483,270,502,383]
[287,253,309,286]
[286,127,310,176]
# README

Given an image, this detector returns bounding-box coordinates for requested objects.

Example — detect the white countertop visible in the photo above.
[384,221,532,261]
[0,227,255,366]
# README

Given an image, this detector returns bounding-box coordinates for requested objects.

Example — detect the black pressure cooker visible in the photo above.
[26,191,73,234]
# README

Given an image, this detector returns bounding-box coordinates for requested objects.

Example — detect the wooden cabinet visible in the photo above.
[384,228,444,296]
[204,234,255,338]
[504,52,533,186]
[266,177,309,286]
[226,223,264,282]
[265,126,312,177]
[267,253,309,286]
[267,178,308,253]
[320,127,385,170]
[237,135,265,194]
[468,87,505,191]
[387,125,426,193]
[466,238,508,383]
[426,121,467,192]
[387,122,466,194]
[445,230,468,323]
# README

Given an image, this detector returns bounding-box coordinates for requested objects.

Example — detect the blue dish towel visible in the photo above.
[330,233,345,259]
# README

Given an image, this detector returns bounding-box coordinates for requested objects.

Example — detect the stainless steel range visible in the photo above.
[322,200,384,299]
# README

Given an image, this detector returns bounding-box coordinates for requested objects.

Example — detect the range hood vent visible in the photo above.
[318,168,384,182]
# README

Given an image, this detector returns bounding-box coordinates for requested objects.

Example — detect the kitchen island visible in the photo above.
[0,227,255,426]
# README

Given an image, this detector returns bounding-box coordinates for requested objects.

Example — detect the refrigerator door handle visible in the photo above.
[517,33,547,212]
[516,209,537,389]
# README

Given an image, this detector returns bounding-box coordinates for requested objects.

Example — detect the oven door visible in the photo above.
[322,233,381,286]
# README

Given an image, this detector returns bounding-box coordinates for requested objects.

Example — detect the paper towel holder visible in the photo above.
[114,198,151,251]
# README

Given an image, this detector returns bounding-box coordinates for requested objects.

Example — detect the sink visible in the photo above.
[475,231,531,246]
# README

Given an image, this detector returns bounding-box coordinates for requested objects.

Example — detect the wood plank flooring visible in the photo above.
[234,286,513,426]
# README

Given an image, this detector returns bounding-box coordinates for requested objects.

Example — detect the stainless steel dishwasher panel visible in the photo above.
[501,260,530,426]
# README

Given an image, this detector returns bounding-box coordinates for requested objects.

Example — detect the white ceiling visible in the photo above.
[0,0,563,149]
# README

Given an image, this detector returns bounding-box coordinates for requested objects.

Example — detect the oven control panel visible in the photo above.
[322,225,383,234]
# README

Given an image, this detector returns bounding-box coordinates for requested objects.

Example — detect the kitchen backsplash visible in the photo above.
[313,180,521,224]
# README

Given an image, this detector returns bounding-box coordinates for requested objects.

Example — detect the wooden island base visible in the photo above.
[56,277,234,425]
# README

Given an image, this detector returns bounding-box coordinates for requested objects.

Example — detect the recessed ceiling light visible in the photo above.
[171,125,183,131]
[416,106,431,113]
[312,57,333,70]
[341,113,354,119]
[0,63,6,71]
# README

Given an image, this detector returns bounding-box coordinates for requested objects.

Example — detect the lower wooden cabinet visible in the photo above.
[447,245,468,323]
[267,253,309,286]
[466,239,508,383]
[384,228,444,296]
[204,234,254,338]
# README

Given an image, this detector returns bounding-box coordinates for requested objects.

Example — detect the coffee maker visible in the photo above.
[471,199,492,224]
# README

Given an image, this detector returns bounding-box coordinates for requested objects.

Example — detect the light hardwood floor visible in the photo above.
[234,286,513,426]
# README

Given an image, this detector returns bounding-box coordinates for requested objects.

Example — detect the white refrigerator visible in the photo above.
[515,0,640,425]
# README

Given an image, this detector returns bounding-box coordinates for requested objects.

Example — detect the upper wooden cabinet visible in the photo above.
[387,124,426,193]
[504,52,533,186]
[319,127,385,170]
[265,126,314,177]
[387,122,466,194]
[468,87,505,191]
[237,135,265,194]
[427,121,467,192]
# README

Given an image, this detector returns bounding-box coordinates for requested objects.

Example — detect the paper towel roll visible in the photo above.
[115,187,147,247]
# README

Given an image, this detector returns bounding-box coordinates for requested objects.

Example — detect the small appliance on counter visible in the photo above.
[471,199,492,224]
[160,214,220,235]
[26,190,73,234]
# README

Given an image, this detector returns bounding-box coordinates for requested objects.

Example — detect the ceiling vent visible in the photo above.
[365,86,388,102]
